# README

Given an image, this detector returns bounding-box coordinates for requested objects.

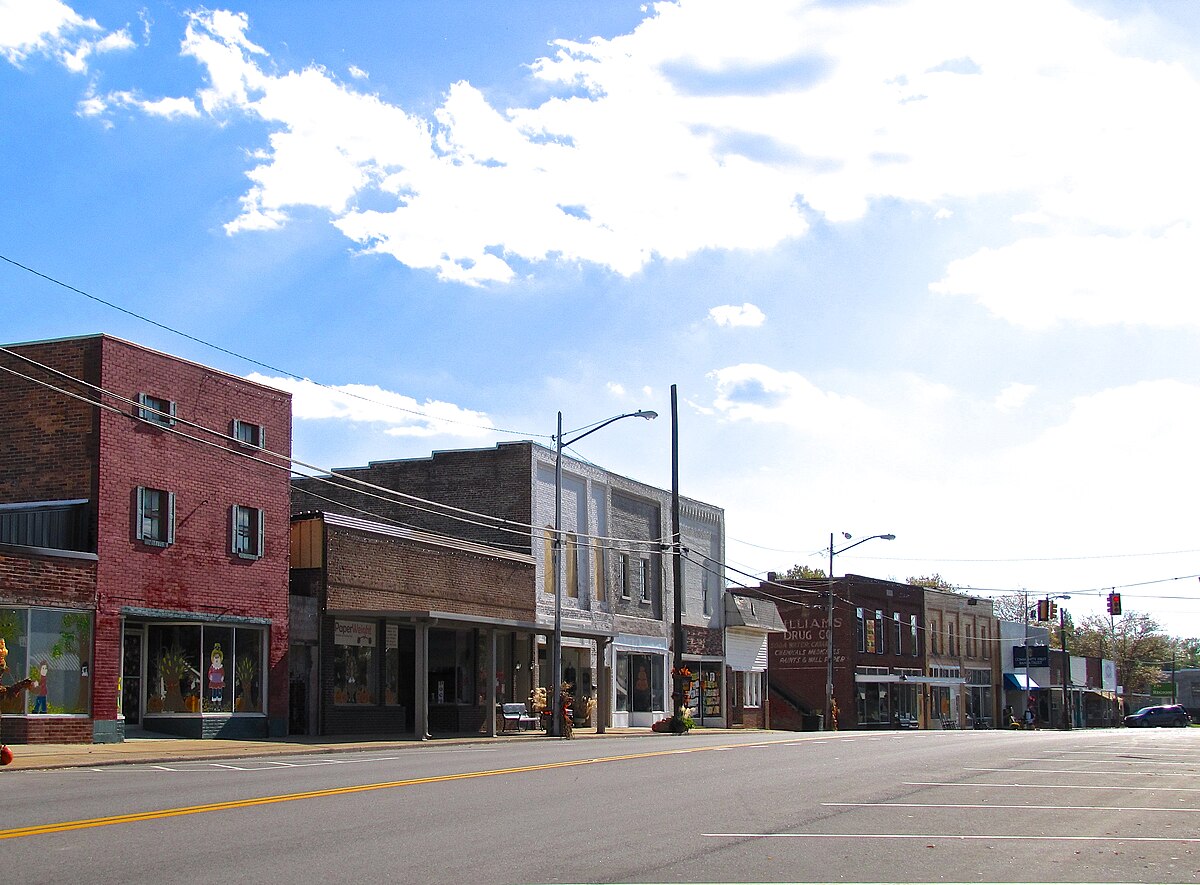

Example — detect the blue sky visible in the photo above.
[4,0,1200,641]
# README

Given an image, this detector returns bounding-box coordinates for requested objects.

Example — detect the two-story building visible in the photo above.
[0,335,292,742]
[923,589,1001,728]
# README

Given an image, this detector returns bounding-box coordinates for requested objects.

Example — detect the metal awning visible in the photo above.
[1004,673,1041,691]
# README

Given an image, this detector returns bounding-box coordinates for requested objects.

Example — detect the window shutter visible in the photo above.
[231,505,238,555]
[256,507,265,558]
[135,487,146,540]
[258,425,265,449]
[166,492,175,545]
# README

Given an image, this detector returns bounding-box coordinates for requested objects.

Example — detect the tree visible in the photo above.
[782,564,826,581]
[990,592,1032,624]
[1171,636,1200,670]
[1069,612,1171,696]
[906,573,959,592]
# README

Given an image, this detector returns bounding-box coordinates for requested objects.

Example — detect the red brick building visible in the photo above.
[0,335,291,742]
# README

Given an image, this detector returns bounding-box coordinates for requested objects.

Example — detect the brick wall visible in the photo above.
[291,444,534,553]
[0,547,97,607]
[0,337,101,540]
[324,524,535,621]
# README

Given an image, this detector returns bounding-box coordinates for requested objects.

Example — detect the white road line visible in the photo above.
[702,832,1200,843]
[905,781,1200,792]
[824,802,1200,813]
[967,767,1195,777]
[1010,756,1200,766]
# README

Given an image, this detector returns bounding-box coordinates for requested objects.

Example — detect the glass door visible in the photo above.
[122,629,143,727]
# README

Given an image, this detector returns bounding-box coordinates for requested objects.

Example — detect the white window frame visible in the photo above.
[743,671,762,708]
[232,505,265,559]
[137,393,176,427]
[136,486,175,547]
[231,419,265,448]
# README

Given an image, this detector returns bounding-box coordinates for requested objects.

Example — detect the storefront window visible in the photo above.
[700,663,721,718]
[204,627,233,713]
[1,607,94,715]
[147,624,202,713]
[333,619,376,705]
[616,652,664,713]
[234,628,263,713]
[428,628,475,705]
[384,623,415,708]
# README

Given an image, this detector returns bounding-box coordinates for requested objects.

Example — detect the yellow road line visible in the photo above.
[1,738,801,840]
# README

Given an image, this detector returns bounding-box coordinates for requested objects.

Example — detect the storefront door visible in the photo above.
[122,629,142,727]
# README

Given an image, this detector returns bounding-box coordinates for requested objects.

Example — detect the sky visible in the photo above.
[4,0,1200,642]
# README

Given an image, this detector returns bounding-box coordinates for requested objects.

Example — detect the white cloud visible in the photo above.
[606,382,627,397]
[245,374,496,439]
[348,64,368,80]
[0,0,130,72]
[995,383,1035,413]
[931,224,1200,329]
[708,363,879,434]
[709,302,766,328]
[63,0,1200,311]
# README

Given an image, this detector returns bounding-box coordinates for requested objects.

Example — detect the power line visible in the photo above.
[0,253,546,440]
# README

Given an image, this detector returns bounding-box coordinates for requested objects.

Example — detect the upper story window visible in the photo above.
[232,419,265,448]
[137,393,176,427]
[619,553,631,599]
[566,533,579,598]
[232,505,264,559]
[910,615,919,657]
[136,486,175,547]
[640,559,652,604]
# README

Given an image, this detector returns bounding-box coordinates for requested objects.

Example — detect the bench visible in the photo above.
[499,703,539,732]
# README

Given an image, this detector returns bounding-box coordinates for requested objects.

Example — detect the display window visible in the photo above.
[0,607,93,715]
[143,623,266,715]
[615,652,664,712]
[333,619,376,705]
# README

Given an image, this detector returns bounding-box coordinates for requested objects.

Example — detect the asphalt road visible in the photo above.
[1,728,1197,884]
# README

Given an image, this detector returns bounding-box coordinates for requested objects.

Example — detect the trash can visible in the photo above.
[801,712,823,732]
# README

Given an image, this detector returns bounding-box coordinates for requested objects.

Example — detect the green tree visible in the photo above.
[1170,636,1200,669]
[1069,612,1171,696]
[906,573,959,592]
[782,564,827,580]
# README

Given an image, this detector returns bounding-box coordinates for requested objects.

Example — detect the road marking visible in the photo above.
[702,832,1200,843]
[0,738,803,841]
[967,767,1194,777]
[1009,756,1200,766]
[905,781,1200,792]
[825,802,1200,813]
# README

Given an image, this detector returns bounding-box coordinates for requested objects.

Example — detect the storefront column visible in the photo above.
[415,622,430,740]
[485,629,497,738]
[596,638,609,734]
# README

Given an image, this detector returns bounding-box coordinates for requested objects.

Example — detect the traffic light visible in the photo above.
[1107,592,1122,616]
[1049,601,1058,621]
[1036,599,1050,621]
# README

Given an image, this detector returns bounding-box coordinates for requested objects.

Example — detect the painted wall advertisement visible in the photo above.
[773,615,844,670]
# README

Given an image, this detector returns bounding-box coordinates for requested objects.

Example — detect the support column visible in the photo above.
[486,629,497,737]
[415,622,430,740]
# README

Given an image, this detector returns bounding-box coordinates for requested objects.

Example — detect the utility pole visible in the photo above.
[670,384,685,733]
[1060,602,1070,730]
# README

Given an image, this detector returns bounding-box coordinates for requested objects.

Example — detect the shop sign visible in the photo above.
[773,615,842,670]
[1012,645,1049,668]
[334,619,376,647]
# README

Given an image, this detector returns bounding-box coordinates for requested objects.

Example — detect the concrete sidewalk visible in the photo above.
[0,726,748,772]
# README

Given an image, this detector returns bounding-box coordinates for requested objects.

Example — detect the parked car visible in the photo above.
[1124,704,1191,727]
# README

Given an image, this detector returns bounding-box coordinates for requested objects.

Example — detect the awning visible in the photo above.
[1004,673,1041,691]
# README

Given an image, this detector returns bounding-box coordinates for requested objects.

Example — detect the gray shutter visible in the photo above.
[166,492,175,545]
[257,507,265,557]
[135,487,146,540]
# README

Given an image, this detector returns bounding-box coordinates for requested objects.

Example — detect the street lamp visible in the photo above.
[551,409,657,737]
[825,532,896,730]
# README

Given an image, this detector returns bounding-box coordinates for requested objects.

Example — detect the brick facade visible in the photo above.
[1,335,292,742]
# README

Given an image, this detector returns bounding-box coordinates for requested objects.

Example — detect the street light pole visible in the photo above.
[551,408,657,737]
[825,532,895,731]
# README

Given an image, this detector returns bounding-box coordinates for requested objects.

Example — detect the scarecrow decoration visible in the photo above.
[0,637,36,766]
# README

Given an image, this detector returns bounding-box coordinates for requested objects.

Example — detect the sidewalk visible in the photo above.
[0,726,747,772]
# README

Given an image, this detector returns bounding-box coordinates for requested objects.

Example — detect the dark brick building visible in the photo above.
[743,575,927,731]
[289,511,535,737]
[0,335,291,742]
[291,442,732,729]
